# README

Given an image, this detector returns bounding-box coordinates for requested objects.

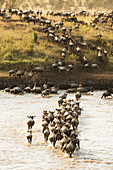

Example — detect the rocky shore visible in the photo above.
[0,72,113,90]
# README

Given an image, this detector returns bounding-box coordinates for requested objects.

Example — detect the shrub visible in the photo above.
[33,32,38,42]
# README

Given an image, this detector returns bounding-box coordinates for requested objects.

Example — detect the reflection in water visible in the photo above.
[0,91,113,169]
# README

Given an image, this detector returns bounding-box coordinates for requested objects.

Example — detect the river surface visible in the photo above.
[0,90,113,170]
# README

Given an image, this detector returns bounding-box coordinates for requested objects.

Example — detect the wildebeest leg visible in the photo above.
[44,135,48,143]
[70,152,72,158]
[76,139,80,148]
[101,94,104,98]
[73,125,76,131]
[53,141,56,147]
[45,137,47,143]
[28,139,30,144]
[30,138,32,144]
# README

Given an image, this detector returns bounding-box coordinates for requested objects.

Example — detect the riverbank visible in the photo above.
[0,72,113,90]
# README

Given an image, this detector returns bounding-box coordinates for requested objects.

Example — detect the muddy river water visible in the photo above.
[0,90,113,170]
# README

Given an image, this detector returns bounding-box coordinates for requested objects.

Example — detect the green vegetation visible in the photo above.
[33,32,38,42]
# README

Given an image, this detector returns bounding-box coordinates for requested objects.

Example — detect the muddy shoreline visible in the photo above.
[0,72,113,90]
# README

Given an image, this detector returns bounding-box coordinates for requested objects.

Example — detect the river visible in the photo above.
[0,90,113,170]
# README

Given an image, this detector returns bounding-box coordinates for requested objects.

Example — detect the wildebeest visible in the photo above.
[43,127,50,142]
[9,69,17,77]
[75,92,81,100]
[27,116,36,130]
[26,130,32,144]
[101,89,113,98]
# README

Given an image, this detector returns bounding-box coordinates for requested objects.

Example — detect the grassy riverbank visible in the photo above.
[0,11,113,89]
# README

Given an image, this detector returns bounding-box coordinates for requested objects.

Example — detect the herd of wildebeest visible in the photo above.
[0,8,113,157]
[26,91,81,158]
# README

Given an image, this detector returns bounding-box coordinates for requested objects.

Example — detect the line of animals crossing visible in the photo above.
[26,115,36,144]
[26,93,113,159]
[3,78,113,98]
[3,76,58,96]
[25,88,112,158]
[26,91,81,158]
